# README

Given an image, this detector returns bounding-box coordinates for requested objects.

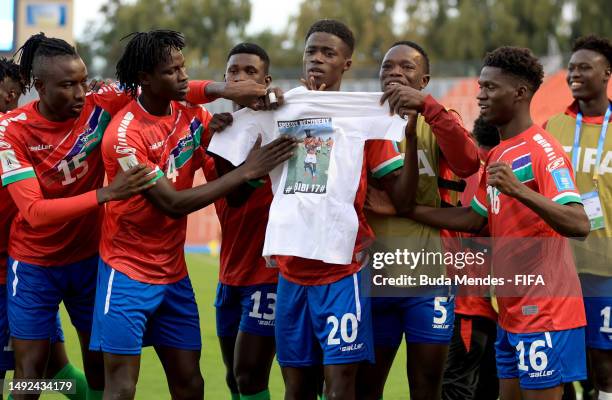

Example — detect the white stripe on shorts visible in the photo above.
[104,269,115,315]
[11,260,18,296]
[353,273,361,322]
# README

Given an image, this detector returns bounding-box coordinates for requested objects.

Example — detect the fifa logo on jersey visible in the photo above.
[0,149,21,172]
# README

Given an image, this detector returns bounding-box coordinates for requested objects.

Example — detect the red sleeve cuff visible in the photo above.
[186,80,214,104]
[421,94,445,121]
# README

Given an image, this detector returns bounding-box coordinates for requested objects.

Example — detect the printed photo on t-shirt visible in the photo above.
[279,117,333,194]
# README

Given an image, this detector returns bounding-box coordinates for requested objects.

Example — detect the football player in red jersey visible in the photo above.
[92,30,296,400]
[0,57,93,400]
[274,19,419,400]
[408,47,590,400]
[202,42,282,400]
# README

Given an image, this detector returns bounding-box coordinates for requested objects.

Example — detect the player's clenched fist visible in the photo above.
[242,135,298,180]
[98,164,157,203]
[486,162,524,198]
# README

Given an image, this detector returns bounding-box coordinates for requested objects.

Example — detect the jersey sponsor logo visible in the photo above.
[150,140,164,150]
[551,168,575,191]
[546,156,565,172]
[0,149,21,172]
[28,144,54,152]
[114,145,136,155]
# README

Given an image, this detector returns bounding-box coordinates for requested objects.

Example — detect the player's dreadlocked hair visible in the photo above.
[305,19,355,56]
[0,58,25,94]
[227,42,270,73]
[15,33,78,90]
[472,115,500,148]
[483,46,544,93]
[391,40,430,74]
[116,30,185,98]
[572,35,612,67]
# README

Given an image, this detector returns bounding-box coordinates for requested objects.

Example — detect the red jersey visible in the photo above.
[0,111,16,282]
[101,99,212,284]
[471,125,585,333]
[0,186,16,284]
[0,88,130,266]
[202,156,277,286]
[274,139,403,285]
[455,148,497,322]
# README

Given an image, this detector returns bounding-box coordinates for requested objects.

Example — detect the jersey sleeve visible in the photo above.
[101,113,164,184]
[89,83,132,116]
[7,179,99,228]
[421,95,480,178]
[0,129,36,186]
[365,139,404,179]
[531,134,582,205]
[185,80,214,104]
[470,168,489,218]
[206,108,272,166]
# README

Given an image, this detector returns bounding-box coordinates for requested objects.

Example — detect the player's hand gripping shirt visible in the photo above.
[471,125,586,333]
[208,87,407,266]
[100,99,212,284]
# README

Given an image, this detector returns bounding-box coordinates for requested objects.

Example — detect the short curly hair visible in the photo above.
[572,35,612,67]
[483,46,544,92]
[305,19,354,56]
[227,42,270,73]
[0,58,25,93]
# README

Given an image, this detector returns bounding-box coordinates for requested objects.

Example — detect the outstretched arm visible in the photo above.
[7,165,155,228]
[409,205,487,233]
[145,136,296,218]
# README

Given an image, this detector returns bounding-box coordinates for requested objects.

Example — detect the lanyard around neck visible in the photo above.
[572,105,612,184]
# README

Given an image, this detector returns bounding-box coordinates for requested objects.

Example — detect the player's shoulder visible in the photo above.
[0,104,37,140]
[102,101,142,148]
[526,126,565,153]
[524,126,569,171]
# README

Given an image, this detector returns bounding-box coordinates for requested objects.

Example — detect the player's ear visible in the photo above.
[343,58,352,73]
[420,74,431,90]
[138,71,151,87]
[33,77,44,94]
[515,83,529,103]
[264,75,272,86]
